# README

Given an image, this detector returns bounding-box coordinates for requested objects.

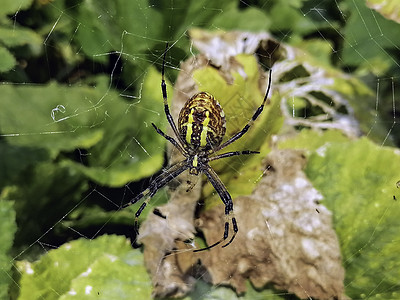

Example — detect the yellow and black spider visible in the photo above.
[123,44,272,252]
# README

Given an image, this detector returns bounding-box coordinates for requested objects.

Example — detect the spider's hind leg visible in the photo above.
[194,164,239,252]
[222,214,238,248]
[193,214,238,252]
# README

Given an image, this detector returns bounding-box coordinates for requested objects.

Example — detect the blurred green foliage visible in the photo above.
[0,200,17,300]
[1,0,400,299]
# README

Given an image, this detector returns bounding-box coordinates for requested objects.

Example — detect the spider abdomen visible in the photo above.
[178,92,226,151]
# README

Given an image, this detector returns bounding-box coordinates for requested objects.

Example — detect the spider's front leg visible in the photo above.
[151,122,186,155]
[194,164,238,252]
[207,150,260,162]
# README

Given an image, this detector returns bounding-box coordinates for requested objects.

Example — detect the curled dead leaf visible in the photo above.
[197,149,346,299]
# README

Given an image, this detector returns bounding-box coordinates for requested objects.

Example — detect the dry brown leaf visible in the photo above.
[197,149,346,299]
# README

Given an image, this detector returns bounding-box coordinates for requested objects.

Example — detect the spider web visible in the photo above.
[1,0,399,299]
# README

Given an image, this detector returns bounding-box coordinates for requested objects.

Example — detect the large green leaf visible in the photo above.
[0,200,17,300]
[17,235,151,300]
[0,79,108,155]
[306,137,400,298]
[65,68,170,186]
[0,69,168,186]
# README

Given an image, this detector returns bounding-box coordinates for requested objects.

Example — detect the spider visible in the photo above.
[123,43,272,252]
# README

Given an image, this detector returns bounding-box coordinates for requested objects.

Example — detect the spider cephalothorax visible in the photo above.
[123,43,272,252]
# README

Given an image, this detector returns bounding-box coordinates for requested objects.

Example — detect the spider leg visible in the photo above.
[211,69,272,153]
[123,160,189,231]
[151,123,187,155]
[207,150,259,162]
[161,43,186,147]
[194,164,238,252]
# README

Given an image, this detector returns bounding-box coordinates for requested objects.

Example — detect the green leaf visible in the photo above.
[292,39,335,67]
[1,161,88,250]
[0,26,42,55]
[73,0,162,64]
[65,68,170,186]
[305,137,400,298]
[0,46,16,72]
[0,200,17,300]
[342,0,400,72]
[212,4,271,31]
[0,0,34,16]
[0,142,48,190]
[269,1,315,34]
[0,69,168,187]
[0,79,109,156]
[159,0,233,40]
[278,129,350,152]
[17,235,151,300]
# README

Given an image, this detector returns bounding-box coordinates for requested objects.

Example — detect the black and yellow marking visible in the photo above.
[178,92,226,151]
[200,110,211,147]
[184,108,195,145]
